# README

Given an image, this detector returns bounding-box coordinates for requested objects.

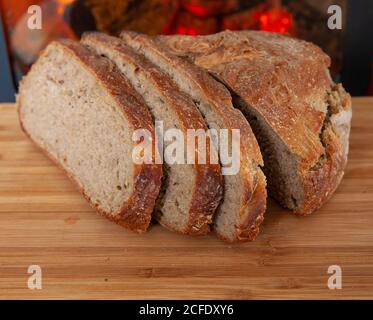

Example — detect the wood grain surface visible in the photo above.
[0,98,372,300]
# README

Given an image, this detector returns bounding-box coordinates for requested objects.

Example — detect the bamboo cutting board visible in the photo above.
[0,98,372,300]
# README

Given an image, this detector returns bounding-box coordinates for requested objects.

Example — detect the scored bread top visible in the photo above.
[18,39,163,232]
[158,30,352,214]
[120,31,267,241]
[81,32,223,235]
[156,31,351,214]
[157,30,337,169]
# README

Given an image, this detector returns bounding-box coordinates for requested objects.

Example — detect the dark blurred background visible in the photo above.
[1,0,372,102]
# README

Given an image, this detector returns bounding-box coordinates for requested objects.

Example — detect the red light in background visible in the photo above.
[165,1,294,37]
[176,25,199,35]
[258,8,293,34]
[183,3,210,17]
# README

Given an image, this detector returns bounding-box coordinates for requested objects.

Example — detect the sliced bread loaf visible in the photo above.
[120,31,267,242]
[158,30,352,215]
[81,32,223,235]
[18,39,162,233]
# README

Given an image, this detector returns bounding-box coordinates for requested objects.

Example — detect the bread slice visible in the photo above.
[158,30,352,215]
[81,32,223,235]
[17,39,163,233]
[120,31,267,242]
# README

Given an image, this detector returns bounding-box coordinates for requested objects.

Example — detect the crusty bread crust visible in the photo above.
[300,84,351,214]
[120,31,267,242]
[18,39,163,233]
[158,30,352,215]
[81,33,223,235]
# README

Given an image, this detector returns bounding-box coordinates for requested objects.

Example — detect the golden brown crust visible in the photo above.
[81,33,223,235]
[158,31,351,215]
[214,168,267,243]
[297,84,352,215]
[120,31,267,241]
[18,40,163,233]
[237,168,267,241]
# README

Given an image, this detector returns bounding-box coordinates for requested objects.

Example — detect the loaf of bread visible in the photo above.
[81,32,223,235]
[157,30,352,215]
[120,31,267,242]
[17,39,163,233]
[18,30,352,242]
